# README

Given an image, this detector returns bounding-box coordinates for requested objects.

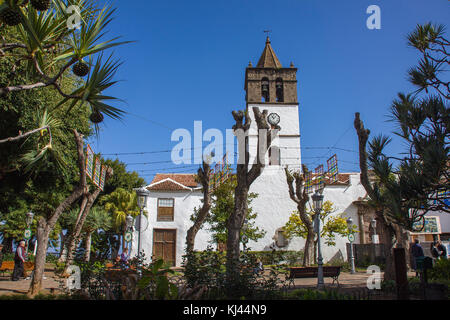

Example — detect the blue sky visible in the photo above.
[88,0,450,184]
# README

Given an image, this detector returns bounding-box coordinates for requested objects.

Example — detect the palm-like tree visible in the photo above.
[81,206,112,262]
[103,188,141,250]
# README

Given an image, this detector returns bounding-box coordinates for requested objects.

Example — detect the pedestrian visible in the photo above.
[253,258,264,275]
[436,240,448,260]
[120,248,129,269]
[12,240,27,281]
[431,242,440,259]
[411,239,424,276]
[0,244,4,268]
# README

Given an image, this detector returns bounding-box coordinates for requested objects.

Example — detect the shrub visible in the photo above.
[429,258,450,281]
[182,246,288,299]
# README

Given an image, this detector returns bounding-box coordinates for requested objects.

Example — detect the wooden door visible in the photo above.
[153,229,176,266]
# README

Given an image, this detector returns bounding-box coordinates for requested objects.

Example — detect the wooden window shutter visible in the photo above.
[157,198,174,221]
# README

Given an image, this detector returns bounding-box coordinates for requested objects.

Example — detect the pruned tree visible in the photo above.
[283,199,352,265]
[204,175,265,247]
[185,161,211,253]
[225,107,279,288]
[284,165,314,266]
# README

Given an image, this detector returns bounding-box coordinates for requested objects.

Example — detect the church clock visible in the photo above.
[267,112,280,126]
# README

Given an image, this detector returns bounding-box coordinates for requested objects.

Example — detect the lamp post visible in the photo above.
[25,211,34,254]
[371,218,379,244]
[347,218,356,274]
[312,191,324,290]
[135,187,150,277]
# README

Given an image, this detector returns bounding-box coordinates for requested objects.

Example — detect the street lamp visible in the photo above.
[347,218,356,274]
[126,215,134,231]
[26,211,34,227]
[134,186,150,277]
[311,191,324,290]
[371,218,379,244]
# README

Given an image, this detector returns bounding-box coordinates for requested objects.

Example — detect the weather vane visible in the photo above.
[263,30,272,37]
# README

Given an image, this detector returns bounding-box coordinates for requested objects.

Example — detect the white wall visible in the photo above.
[131,189,205,266]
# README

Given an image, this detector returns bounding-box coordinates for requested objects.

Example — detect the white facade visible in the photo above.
[133,40,369,267]
[133,172,367,267]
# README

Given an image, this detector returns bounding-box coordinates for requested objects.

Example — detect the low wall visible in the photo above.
[346,243,386,267]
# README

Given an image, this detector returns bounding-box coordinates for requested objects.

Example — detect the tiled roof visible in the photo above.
[147,174,198,191]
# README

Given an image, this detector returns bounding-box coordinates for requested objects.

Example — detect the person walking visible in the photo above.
[411,239,424,276]
[12,240,27,281]
[436,240,448,260]
[431,242,440,259]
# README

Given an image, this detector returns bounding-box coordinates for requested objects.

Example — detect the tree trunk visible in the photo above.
[84,232,92,262]
[376,213,396,281]
[186,162,211,253]
[62,168,111,273]
[28,130,87,296]
[226,186,248,288]
[29,218,50,296]
[225,107,276,293]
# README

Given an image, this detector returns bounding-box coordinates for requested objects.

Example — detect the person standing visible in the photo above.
[431,242,440,259]
[12,241,27,281]
[437,240,448,260]
[120,248,129,269]
[411,239,424,276]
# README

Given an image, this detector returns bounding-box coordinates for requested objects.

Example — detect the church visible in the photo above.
[132,37,379,267]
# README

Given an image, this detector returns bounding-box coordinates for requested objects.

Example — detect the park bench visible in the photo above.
[287,266,341,288]
[0,261,35,277]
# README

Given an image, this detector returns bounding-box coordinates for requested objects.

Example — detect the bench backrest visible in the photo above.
[290,266,341,277]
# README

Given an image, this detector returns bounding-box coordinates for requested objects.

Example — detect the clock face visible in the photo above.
[268,113,280,126]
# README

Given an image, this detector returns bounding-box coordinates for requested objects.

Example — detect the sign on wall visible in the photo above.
[411,216,442,234]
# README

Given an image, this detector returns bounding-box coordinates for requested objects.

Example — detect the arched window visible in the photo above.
[261,77,270,102]
[276,78,284,102]
[269,146,280,166]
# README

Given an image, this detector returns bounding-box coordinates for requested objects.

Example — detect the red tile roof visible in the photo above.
[147,174,198,191]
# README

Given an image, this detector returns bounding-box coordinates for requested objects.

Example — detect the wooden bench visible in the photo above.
[0,261,35,277]
[287,266,341,288]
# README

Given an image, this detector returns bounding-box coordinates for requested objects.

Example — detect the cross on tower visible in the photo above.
[263,30,272,38]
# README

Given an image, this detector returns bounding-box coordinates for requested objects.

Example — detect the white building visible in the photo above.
[132,38,369,266]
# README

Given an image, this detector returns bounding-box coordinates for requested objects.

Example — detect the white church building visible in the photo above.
[132,38,370,267]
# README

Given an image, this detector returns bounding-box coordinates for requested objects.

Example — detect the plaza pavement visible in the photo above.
[0,267,417,297]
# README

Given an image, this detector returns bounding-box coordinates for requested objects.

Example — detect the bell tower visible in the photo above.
[243,36,303,253]
[245,37,298,104]
[244,36,301,169]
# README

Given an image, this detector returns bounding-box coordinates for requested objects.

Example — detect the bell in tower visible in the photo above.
[261,77,270,102]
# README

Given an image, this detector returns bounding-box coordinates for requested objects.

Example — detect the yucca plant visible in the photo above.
[0,0,130,122]
[354,23,449,281]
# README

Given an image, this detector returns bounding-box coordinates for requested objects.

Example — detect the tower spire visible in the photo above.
[256,35,282,68]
